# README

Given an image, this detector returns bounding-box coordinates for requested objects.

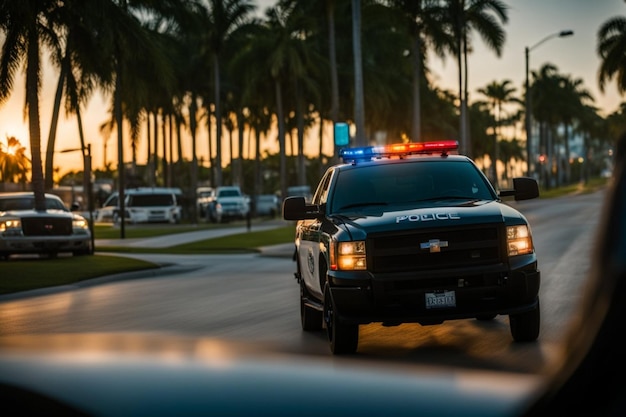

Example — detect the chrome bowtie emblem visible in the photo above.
[420,239,448,253]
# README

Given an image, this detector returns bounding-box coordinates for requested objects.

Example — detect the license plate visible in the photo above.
[425,290,456,309]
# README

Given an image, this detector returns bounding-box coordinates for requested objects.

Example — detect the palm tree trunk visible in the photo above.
[275,79,287,199]
[411,33,422,142]
[168,114,173,187]
[115,71,126,238]
[462,31,471,157]
[237,109,245,188]
[296,81,306,186]
[352,0,366,146]
[26,30,46,212]
[152,111,158,186]
[456,29,463,153]
[146,114,151,183]
[189,94,198,223]
[213,53,223,187]
[327,0,340,160]
[161,112,167,187]
[319,116,324,177]
[75,107,89,207]
[254,127,261,198]
[45,62,67,190]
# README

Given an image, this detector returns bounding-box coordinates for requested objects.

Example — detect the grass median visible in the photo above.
[1,224,296,296]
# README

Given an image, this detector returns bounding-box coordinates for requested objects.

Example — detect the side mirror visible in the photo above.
[70,202,81,211]
[499,177,539,201]
[283,196,321,220]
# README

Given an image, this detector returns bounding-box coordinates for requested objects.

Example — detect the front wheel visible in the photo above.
[509,299,540,342]
[324,286,358,355]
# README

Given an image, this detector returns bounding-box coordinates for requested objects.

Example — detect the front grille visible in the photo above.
[21,217,72,236]
[368,224,504,274]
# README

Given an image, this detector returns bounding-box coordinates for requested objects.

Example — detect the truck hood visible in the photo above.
[333,200,527,240]
[0,209,72,219]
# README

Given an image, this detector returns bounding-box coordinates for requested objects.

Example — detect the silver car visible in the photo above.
[0,192,92,259]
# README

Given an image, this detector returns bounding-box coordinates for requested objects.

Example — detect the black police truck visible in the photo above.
[283,140,540,354]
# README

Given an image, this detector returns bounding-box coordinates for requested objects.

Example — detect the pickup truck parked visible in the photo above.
[207,186,249,223]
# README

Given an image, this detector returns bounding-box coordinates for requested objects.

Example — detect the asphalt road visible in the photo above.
[0,190,606,375]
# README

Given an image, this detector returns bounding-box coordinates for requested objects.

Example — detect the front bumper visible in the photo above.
[327,256,540,326]
[0,233,91,255]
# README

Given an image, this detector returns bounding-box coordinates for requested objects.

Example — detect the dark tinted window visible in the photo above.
[330,160,495,212]
[128,194,174,207]
[218,189,240,197]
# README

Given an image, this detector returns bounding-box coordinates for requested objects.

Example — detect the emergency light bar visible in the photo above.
[340,140,459,163]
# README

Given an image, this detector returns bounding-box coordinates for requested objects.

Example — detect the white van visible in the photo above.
[96,188,182,224]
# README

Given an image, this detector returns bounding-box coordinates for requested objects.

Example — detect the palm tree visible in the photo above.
[205,0,256,187]
[443,0,508,157]
[100,1,177,235]
[577,104,605,184]
[44,0,111,191]
[598,15,626,94]
[0,0,62,211]
[498,138,524,184]
[477,79,517,186]
[0,136,30,184]
[385,0,452,142]
[237,3,319,198]
[558,75,594,184]
[531,64,564,188]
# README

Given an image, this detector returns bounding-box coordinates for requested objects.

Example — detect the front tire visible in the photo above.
[324,285,358,355]
[509,298,540,342]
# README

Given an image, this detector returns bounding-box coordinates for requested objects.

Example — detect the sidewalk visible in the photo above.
[95,220,295,258]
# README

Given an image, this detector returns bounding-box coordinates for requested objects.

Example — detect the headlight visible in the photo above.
[73,217,89,229]
[507,225,533,256]
[330,240,367,271]
[0,218,21,232]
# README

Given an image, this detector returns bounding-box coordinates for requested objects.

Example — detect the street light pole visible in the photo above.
[524,30,574,177]
[85,144,94,253]
[61,144,95,253]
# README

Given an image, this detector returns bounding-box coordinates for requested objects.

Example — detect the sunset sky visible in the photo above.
[0,0,624,176]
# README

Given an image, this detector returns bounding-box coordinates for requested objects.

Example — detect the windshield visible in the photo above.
[330,160,495,213]
[0,196,68,211]
[218,189,241,197]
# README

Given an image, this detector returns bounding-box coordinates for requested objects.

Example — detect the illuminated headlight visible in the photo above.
[0,218,22,233]
[331,241,367,271]
[73,217,89,230]
[507,225,533,256]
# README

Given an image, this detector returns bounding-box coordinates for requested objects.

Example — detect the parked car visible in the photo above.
[96,188,182,224]
[196,187,215,219]
[287,185,312,202]
[0,191,92,258]
[207,186,249,223]
[253,194,280,217]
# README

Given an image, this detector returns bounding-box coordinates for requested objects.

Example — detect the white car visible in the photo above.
[208,186,249,223]
[97,188,182,224]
